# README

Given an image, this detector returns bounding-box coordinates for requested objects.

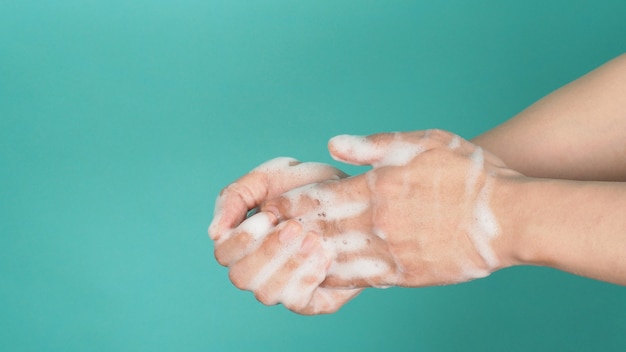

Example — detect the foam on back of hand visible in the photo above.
[329,134,425,168]
[327,258,391,285]
[253,157,343,184]
[468,181,500,268]
[463,147,501,269]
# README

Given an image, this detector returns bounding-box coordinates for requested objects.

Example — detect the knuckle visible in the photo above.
[318,305,341,315]
[214,234,252,267]
[418,148,454,168]
[218,184,237,201]
[228,182,254,204]
[370,169,397,195]
[283,299,309,314]
[214,248,229,267]
[295,304,316,316]
[228,267,247,289]
[426,129,455,145]
[261,196,292,218]
[218,186,229,197]
[254,289,278,306]
[301,302,339,316]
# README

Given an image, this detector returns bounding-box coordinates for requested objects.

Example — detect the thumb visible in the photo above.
[329,133,422,167]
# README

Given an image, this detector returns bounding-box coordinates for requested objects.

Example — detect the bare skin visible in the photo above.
[209,53,626,315]
[472,53,626,181]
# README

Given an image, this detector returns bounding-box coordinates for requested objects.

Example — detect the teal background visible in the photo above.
[2,1,625,351]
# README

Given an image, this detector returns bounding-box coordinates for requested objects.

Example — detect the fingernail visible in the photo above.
[262,205,282,222]
[329,135,363,158]
[300,233,320,254]
[208,217,221,240]
[278,221,301,244]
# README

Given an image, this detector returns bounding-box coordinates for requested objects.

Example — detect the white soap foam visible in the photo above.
[325,232,372,253]
[329,135,375,164]
[252,157,299,173]
[327,258,390,282]
[211,157,305,241]
[377,141,425,168]
[281,185,369,226]
[208,193,226,240]
[371,227,387,240]
[238,212,275,241]
[375,133,425,167]
[448,135,461,149]
[470,147,484,170]
[330,134,424,168]
[215,212,274,249]
[311,201,368,222]
[467,182,500,268]
[459,264,491,280]
[279,254,326,308]
[294,162,343,181]
[253,158,343,191]
[465,147,484,194]
[247,237,301,292]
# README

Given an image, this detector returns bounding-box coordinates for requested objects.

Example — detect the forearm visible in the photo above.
[499,177,626,285]
[472,53,626,181]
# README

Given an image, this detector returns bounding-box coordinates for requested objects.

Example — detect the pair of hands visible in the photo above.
[209,130,521,315]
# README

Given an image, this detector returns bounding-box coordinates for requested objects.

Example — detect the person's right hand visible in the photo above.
[209,157,363,314]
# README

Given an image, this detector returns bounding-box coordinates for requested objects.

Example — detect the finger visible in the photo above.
[228,219,307,292]
[328,132,426,168]
[261,175,370,225]
[209,157,347,240]
[213,211,278,267]
[328,134,393,166]
[313,228,393,289]
[256,233,331,309]
[322,256,395,288]
[297,287,363,315]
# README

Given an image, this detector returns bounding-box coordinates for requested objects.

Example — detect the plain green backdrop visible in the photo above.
[1,1,625,351]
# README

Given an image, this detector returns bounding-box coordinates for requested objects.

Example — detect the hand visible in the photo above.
[209,157,362,314]
[209,157,347,241]
[211,130,523,314]
[255,130,520,295]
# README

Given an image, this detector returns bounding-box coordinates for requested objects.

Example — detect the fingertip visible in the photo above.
[329,133,399,166]
[327,135,345,162]
[278,219,303,244]
[300,232,321,254]
[209,193,226,240]
[209,214,230,242]
[328,134,368,165]
[208,222,220,241]
[208,209,241,242]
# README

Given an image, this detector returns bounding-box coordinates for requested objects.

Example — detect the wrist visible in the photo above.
[496,177,593,270]
[491,174,539,269]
